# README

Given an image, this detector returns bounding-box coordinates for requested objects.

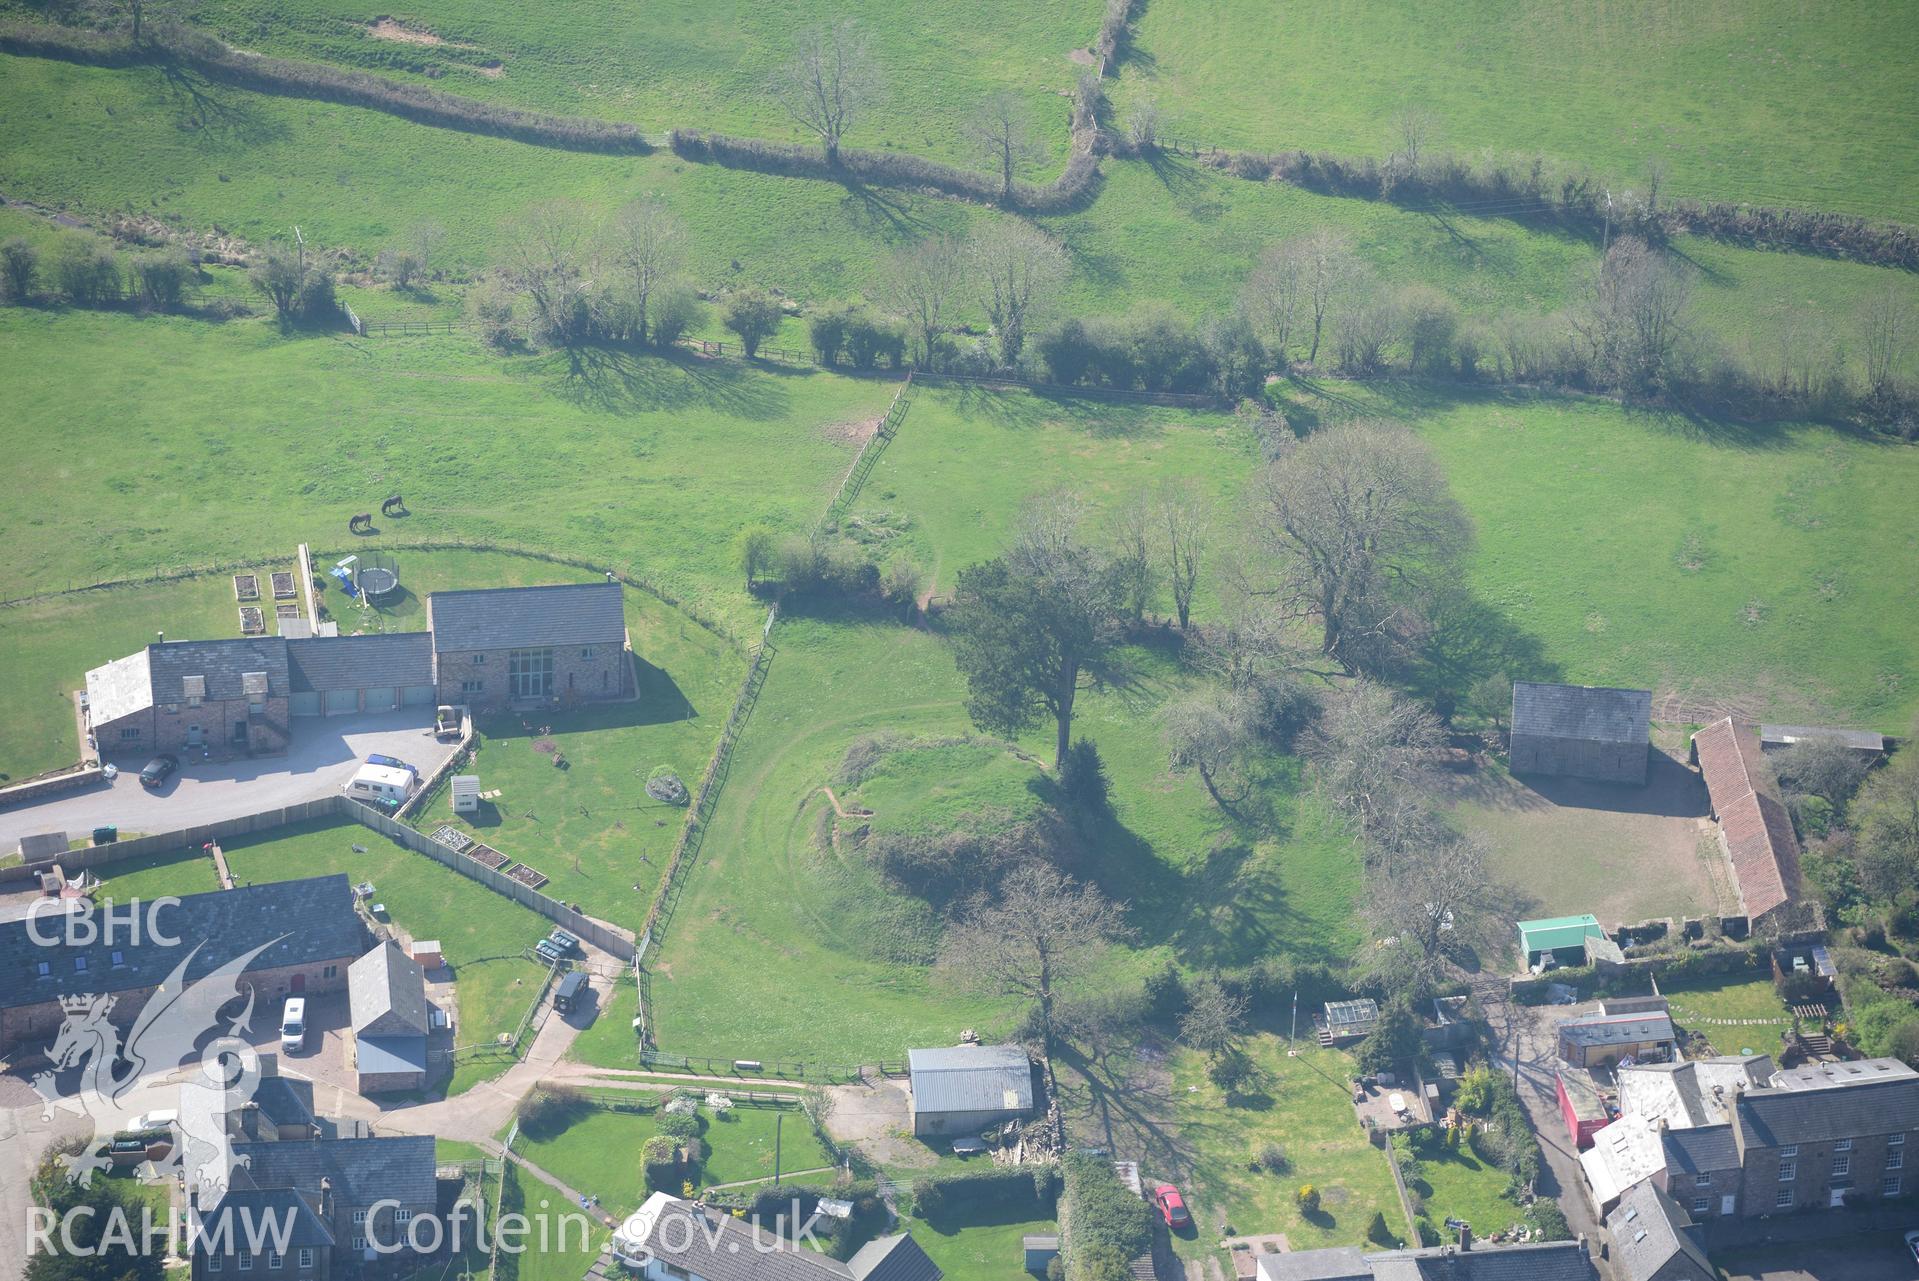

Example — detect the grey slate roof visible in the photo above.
[1735,1073,1919,1147]
[287,632,434,693]
[194,1188,335,1254]
[1257,1242,1593,1281]
[1767,1057,1917,1091]
[907,1044,1035,1117]
[356,1035,427,1078]
[0,874,366,1011]
[227,1135,438,1208]
[1557,1012,1675,1049]
[148,636,291,703]
[631,1198,860,1281]
[426,581,625,653]
[1759,724,1885,753]
[1511,682,1651,745]
[1606,1180,1712,1281]
[349,941,430,1037]
[1661,1125,1738,1175]
[848,1233,942,1281]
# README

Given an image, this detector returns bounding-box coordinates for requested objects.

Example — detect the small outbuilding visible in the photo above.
[1555,1064,1610,1150]
[906,1044,1034,1138]
[1517,914,1606,970]
[1509,681,1652,785]
[1556,1010,1677,1070]
[451,774,481,815]
[348,940,433,1093]
[1318,998,1380,1047]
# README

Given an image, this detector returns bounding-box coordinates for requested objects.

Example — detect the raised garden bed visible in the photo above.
[233,574,260,601]
[275,603,300,619]
[504,862,549,889]
[238,606,266,635]
[465,844,509,870]
[431,825,475,853]
[271,571,297,599]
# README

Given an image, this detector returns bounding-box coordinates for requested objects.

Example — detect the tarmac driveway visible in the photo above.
[0,710,460,851]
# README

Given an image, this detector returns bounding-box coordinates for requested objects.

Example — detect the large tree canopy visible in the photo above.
[948,502,1124,765]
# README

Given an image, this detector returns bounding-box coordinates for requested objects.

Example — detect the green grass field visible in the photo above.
[1663,974,1795,1062]
[1395,1129,1539,1244]
[1115,0,1919,221]
[900,1205,1057,1281]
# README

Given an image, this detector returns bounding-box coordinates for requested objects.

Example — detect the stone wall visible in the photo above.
[1511,732,1648,785]
[433,646,625,710]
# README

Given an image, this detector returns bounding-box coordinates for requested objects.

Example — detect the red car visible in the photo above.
[1152,1183,1190,1228]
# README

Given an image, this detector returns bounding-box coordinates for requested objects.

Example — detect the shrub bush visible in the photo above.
[911,1165,1059,1222]
[1060,1152,1153,1281]
[723,289,783,358]
[641,1134,679,1191]
[1295,1184,1319,1213]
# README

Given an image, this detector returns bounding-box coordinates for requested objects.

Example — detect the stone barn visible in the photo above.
[1509,681,1653,785]
[426,581,629,711]
[86,636,293,758]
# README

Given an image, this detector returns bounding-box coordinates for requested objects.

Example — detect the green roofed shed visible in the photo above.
[1519,914,1605,963]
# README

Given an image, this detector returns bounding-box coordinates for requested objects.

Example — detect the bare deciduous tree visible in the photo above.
[1577,235,1691,393]
[965,92,1043,205]
[1332,276,1397,374]
[1305,678,1445,845]
[1248,420,1471,672]
[1164,687,1256,810]
[1178,975,1248,1060]
[773,21,879,163]
[1124,98,1162,153]
[1159,479,1211,630]
[1109,490,1156,622]
[605,196,685,347]
[940,861,1126,1056]
[1357,829,1502,997]
[1272,230,1359,366]
[411,221,445,278]
[501,200,597,348]
[1387,104,1437,189]
[1862,285,1912,401]
[967,221,1068,367]
[887,236,966,370]
[1243,241,1303,365]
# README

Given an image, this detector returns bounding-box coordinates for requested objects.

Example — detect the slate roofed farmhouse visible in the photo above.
[0,875,365,1053]
[1690,718,1802,926]
[614,1193,942,1281]
[1605,1180,1714,1281]
[1509,681,1652,784]
[426,581,628,709]
[907,1044,1035,1137]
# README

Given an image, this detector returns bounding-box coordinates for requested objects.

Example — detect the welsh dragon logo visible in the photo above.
[33,938,284,1193]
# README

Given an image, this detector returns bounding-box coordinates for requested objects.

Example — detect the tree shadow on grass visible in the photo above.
[937,381,1176,439]
[155,62,285,146]
[540,344,791,421]
[1053,1034,1196,1178]
[1405,582,1560,710]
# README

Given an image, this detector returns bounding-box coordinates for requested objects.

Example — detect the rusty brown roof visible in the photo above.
[1692,718,1800,921]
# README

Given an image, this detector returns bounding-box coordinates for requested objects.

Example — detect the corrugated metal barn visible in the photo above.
[907,1044,1035,1137]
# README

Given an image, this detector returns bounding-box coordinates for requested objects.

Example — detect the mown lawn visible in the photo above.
[218,817,557,1095]
[1114,0,1919,220]
[1163,1036,1402,1255]
[901,1205,1057,1281]
[1395,1129,1537,1244]
[566,973,640,1070]
[89,847,223,902]
[1663,974,1795,1062]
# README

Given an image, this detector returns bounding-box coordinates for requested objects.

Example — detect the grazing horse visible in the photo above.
[348,512,374,534]
[381,493,408,517]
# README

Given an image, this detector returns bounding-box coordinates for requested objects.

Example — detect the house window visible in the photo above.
[1775,1188,1793,1208]
[473,654,486,664]
[36,961,49,979]
[461,680,484,695]
[74,957,87,973]
[580,647,596,659]
[208,1258,223,1274]
[111,950,124,967]
[396,1210,412,1224]
[1833,1156,1850,1177]
[1780,1145,1798,1157]
[268,1254,283,1271]
[238,1256,253,1272]
[1835,1139,1852,1152]
[1890,1133,1906,1146]
[297,1250,313,1271]
[352,1210,367,1225]
[1886,1177,1903,1197]
[1889,1149,1903,1171]
[508,649,554,700]
[323,964,338,979]
[351,1238,365,1252]
[120,727,141,740]
[1691,1197,1710,1215]
[1696,1171,1712,1186]
[1778,1161,1796,1182]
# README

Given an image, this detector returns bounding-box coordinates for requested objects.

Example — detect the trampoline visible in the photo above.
[359,565,401,602]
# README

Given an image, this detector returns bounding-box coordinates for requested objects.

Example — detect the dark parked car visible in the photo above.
[139,754,179,788]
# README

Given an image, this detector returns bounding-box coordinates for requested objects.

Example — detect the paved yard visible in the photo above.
[0,710,460,851]
[1718,1234,1919,1280]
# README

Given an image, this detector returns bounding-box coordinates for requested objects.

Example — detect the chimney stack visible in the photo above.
[1458,1224,1472,1252]
[157,631,166,645]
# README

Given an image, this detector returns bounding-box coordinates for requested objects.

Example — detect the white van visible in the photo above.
[342,763,415,808]
[280,997,307,1053]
